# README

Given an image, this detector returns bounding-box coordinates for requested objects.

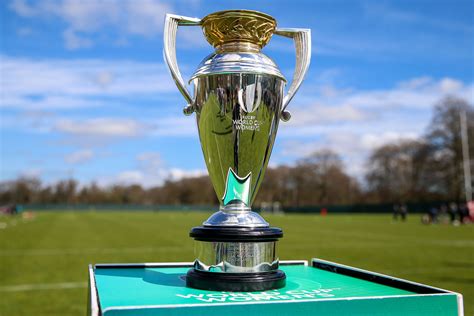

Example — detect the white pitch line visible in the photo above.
[0,282,87,292]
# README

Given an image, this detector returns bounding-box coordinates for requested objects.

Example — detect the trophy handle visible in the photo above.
[274,28,311,122]
[163,14,201,115]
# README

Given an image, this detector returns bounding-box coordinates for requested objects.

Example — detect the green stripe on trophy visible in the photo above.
[222,168,252,206]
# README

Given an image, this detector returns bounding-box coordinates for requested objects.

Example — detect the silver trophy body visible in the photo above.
[164,10,311,291]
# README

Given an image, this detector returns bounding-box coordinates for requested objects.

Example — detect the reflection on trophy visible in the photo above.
[164,10,311,291]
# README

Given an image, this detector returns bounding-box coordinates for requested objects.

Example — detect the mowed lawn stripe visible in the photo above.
[0,282,87,292]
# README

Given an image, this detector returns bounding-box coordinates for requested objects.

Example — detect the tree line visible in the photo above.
[1,97,472,207]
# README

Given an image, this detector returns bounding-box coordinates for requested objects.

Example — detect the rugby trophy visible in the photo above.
[163,10,311,291]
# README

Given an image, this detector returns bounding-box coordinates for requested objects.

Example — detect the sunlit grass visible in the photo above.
[0,211,472,315]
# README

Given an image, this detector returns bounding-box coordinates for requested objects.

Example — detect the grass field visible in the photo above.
[0,211,472,315]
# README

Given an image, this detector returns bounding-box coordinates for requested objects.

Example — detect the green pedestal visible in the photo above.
[88,259,463,316]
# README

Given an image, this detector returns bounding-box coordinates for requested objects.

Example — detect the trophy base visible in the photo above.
[186,269,286,292]
[187,225,285,291]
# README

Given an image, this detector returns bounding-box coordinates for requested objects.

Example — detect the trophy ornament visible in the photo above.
[200,10,276,50]
[163,9,311,291]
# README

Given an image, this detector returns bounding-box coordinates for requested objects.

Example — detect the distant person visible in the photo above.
[392,203,400,220]
[400,203,408,221]
[448,202,458,223]
[459,203,469,224]
[428,206,439,223]
[439,204,448,216]
[0,204,18,215]
[468,201,474,222]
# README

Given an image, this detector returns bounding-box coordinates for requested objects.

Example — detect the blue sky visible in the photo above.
[1,0,473,187]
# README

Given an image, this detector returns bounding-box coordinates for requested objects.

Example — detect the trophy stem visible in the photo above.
[220,202,252,213]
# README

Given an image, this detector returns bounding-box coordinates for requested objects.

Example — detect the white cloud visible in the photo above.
[2,95,105,110]
[55,118,146,137]
[63,29,93,50]
[177,26,209,49]
[168,168,207,181]
[116,152,165,186]
[360,132,418,150]
[116,170,144,184]
[0,110,56,133]
[339,77,472,110]
[65,149,94,164]
[113,168,206,187]
[110,152,206,187]
[397,76,432,89]
[286,76,473,133]
[137,152,165,173]
[151,116,198,137]
[9,0,36,16]
[124,0,170,36]
[3,112,196,139]
[19,168,42,178]
[94,71,114,88]
[439,78,464,94]
[280,131,420,177]
[16,27,33,36]
[291,103,370,125]
[9,0,172,50]
[280,114,428,177]
[1,55,177,110]
[0,55,198,142]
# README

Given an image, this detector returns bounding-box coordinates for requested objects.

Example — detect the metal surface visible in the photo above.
[200,10,276,50]
[193,241,278,273]
[190,52,285,82]
[163,14,201,115]
[274,28,311,122]
[194,73,284,217]
[203,209,269,227]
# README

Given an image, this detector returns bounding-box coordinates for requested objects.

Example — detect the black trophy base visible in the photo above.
[188,225,285,291]
[186,269,286,292]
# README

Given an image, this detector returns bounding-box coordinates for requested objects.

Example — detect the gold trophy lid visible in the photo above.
[201,10,277,51]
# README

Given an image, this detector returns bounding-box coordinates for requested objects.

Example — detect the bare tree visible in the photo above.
[52,179,78,204]
[258,149,361,206]
[365,97,473,203]
[426,96,474,201]
[366,140,430,202]
[0,177,41,204]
